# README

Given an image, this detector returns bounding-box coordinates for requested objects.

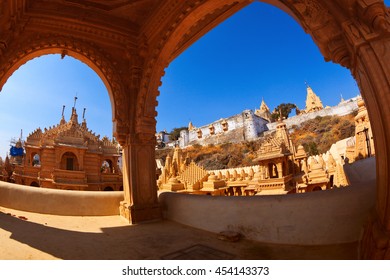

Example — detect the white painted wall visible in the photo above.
[267,98,358,131]
[179,110,269,147]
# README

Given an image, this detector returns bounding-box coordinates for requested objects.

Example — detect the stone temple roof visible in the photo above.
[25,108,118,154]
[305,85,324,113]
[254,99,272,121]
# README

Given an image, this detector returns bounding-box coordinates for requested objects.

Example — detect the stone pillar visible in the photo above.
[352,36,390,259]
[119,133,161,224]
[277,162,283,178]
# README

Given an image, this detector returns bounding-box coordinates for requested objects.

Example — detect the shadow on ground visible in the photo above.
[0,211,358,260]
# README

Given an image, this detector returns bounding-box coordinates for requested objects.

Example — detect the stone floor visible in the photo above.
[0,206,358,260]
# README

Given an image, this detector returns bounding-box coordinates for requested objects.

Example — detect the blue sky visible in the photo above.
[1,1,382,158]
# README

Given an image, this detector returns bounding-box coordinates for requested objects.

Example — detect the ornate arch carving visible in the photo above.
[0,34,128,139]
[135,0,248,136]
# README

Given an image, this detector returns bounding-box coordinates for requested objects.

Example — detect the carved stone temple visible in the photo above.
[300,84,324,114]
[13,106,123,191]
[351,97,375,161]
[0,0,390,259]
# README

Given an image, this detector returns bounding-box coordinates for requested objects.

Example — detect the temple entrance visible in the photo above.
[61,152,79,171]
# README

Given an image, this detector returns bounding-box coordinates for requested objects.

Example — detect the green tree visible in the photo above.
[169,126,188,141]
[271,103,297,122]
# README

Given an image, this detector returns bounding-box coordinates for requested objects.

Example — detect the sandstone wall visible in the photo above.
[0,181,123,215]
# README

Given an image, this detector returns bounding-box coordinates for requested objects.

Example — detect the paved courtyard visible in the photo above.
[0,206,358,260]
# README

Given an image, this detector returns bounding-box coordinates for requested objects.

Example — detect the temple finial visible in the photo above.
[61,105,65,118]
[73,94,78,109]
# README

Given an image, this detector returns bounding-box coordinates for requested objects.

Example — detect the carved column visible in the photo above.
[354,39,390,259]
[277,162,283,178]
[345,1,390,258]
[117,42,161,223]
[119,133,161,223]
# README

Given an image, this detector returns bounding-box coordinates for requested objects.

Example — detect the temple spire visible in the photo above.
[254,98,271,122]
[73,94,78,109]
[304,84,323,113]
[70,96,79,124]
[60,105,66,125]
[81,108,87,129]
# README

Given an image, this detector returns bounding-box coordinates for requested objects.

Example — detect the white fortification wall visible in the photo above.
[179,110,269,147]
[267,98,358,131]
[178,97,358,148]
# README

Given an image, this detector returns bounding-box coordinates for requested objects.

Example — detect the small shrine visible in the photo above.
[249,116,295,194]
[353,97,375,161]
[157,146,217,194]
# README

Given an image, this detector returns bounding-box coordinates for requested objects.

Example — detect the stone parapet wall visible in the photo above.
[208,165,261,177]
[0,181,123,216]
[159,158,376,245]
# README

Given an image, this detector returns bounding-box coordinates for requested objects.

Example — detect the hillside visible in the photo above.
[156,113,356,170]
[289,113,356,156]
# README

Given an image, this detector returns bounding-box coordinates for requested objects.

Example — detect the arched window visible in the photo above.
[101,159,113,173]
[32,153,41,167]
[103,186,114,191]
[268,163,278,178]
[61,152,79,171]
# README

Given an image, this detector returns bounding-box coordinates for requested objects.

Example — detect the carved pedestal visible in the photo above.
[360,213,390,259]
[162,177,185,191]
[119,201,161,224]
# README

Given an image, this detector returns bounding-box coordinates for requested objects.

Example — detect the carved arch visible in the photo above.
[137,0,390,258]
[0,35,127,138]
[136,0,351,134]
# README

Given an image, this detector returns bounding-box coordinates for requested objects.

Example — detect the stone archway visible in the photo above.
[0,0,389,258]
[0,37,124,133]
[136,0,390,258]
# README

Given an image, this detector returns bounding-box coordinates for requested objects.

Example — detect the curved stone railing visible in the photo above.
[159,157,376,245]
[0,181,123,216]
